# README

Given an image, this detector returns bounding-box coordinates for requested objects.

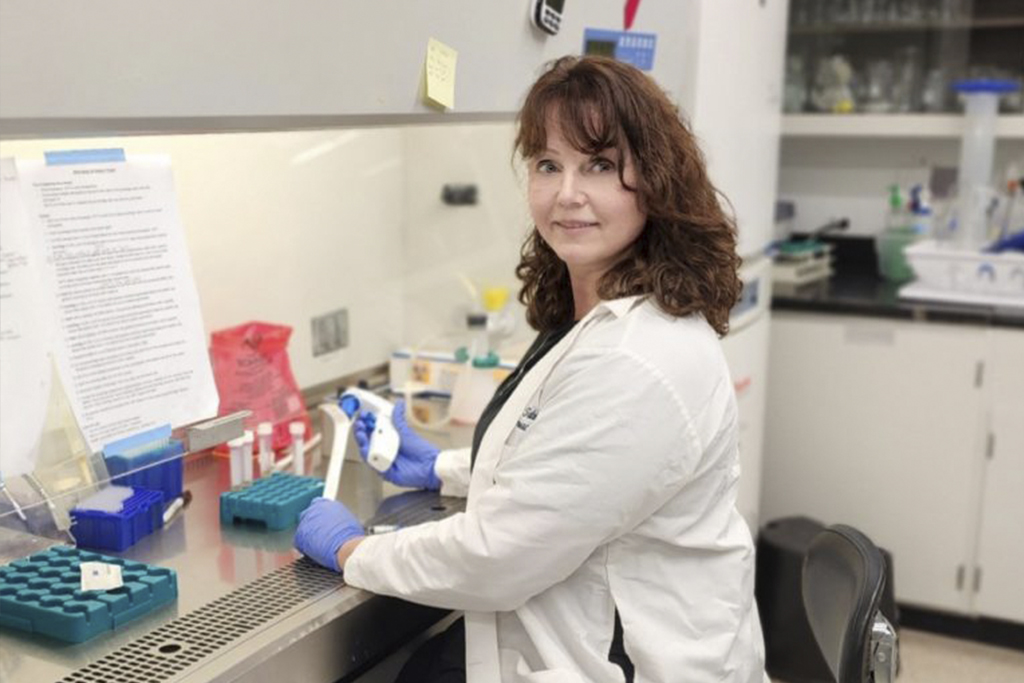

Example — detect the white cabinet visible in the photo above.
[687,0,788,258]
[762,312,1024,618]
[720,258,775,533]
[762,312,987,613]
[722,309,771,533]
[972,328,1024,623]
[762,312,1024,620]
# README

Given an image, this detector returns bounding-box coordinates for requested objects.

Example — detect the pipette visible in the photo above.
[319,403,352,500]
[338,388,400,473]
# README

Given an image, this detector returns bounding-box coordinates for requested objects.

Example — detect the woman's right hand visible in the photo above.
[353,399,442,490]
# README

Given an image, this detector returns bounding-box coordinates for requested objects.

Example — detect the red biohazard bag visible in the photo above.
[209,322,311,453]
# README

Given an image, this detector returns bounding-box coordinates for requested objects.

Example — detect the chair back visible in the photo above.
[802,524,897,683]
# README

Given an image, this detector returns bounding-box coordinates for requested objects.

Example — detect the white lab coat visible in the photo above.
[345,296,767,682]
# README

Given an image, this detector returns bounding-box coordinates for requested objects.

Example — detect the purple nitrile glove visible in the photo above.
[294,497,364,572]
[353,399,442,490]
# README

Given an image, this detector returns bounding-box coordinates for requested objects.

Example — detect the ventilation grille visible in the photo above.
[61,491,464,682]
[62,558,341,683]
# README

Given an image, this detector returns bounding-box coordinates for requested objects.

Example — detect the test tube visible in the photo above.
[290,421,306,476]
[227,436,245,488]
[257,422,273,476]
[242,430,254,483]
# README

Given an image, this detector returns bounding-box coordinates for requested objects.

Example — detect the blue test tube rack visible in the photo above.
[219,473,323,531]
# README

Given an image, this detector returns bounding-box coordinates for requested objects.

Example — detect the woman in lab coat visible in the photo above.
[295,56,767,683]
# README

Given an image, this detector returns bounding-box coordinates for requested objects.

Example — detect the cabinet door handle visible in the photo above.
[974,567,983,593]
[956,565,965,590]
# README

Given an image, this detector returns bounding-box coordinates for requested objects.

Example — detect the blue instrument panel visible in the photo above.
[583,28,657,71]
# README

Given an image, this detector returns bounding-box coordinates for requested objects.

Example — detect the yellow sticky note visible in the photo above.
[424,38,458,110]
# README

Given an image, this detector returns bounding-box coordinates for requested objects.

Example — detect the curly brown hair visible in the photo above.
[513,56,742,337]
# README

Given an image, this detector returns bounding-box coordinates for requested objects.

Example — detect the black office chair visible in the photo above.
[801,524,899,683]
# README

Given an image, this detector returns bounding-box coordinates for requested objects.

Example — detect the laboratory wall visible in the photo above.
[399,122,532,352]
[0,130,408,388]
[778,137,1024,238]
[0,123,539,390]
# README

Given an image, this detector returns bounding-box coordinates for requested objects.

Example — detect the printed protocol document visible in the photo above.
[0,158,54,478]
[11,155,218,454]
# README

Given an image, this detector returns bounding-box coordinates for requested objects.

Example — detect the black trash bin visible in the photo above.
[755,516,899,683]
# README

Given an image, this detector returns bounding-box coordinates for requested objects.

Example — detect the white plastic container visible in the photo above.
[951,80,1019,249]
[904,240,1024,298]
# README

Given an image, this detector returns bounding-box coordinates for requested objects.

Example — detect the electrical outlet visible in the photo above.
[311,308,348,357]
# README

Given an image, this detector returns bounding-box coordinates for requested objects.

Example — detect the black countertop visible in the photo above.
[769,236,1024,330]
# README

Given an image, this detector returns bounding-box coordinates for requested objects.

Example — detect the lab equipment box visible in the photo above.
[70,487,165,552]
[0,546,177,643]
[219,472,323,531]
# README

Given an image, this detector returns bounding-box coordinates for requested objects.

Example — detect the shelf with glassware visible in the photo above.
[781,112,1024,138]
[789,16,1024,35]
[783,0,1023,131]
[788,0,1024,31]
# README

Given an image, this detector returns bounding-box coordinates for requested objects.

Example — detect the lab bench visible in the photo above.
[0,452,465,683]
[771,269,1024,330]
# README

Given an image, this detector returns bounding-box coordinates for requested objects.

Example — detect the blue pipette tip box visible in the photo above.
[0,546,177,643]
[219,473,324,531]
[104,438,186,503]
[71,488,166,552]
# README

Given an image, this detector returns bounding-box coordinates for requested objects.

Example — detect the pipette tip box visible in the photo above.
[0,546,177,643]
[219,473,324,531]
[105,439,186,502]
[71,488,166,552]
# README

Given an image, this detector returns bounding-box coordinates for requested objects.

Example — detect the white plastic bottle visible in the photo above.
[241,430,254,483]
[227,436,245,488]
[289,421,306,476]
[257,422,274,476]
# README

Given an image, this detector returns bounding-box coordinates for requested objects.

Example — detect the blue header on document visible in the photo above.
[44,148,126,166]
[103,424,172,458]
